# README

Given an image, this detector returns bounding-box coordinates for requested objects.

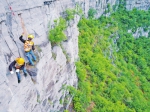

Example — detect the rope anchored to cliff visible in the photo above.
[0,20,17,57]
[5,0,22,57]
[18,13,28,39]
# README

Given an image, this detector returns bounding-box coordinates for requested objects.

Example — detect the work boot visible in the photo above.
[28,63,34,66]
[24,73,27,77]
[33,59,36,62]
[18,79,21,83]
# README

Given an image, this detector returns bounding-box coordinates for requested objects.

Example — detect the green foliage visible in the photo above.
[60,44,71,63]
[52,52,56,60]
[75,3,84,16]
[105,3,112,14]
[113,7,150,31]
[107,4,111,12]
[64,110,69,112]
[73,2,150,112]
[148,31,150,37]
[67,86,77,96]
[65,5,83,21]
[48,7,83,45]
[48,17,67,44]
[88,8,97,18]
[65,9,75,21]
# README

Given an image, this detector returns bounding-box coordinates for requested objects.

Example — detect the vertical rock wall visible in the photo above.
[0,0,117,111]
[126,0,150,10]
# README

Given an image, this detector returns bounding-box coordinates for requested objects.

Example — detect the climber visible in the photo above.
[19,33,36,66]
[9,57,28,83]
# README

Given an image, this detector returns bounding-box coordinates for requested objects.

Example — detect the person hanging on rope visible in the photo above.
[9,57,28,83]
[19,33,36,66]
[18,14,36,66]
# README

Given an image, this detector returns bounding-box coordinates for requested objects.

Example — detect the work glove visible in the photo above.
[15,69,20,73]
[10,71,14,74]
[21,32,24,36]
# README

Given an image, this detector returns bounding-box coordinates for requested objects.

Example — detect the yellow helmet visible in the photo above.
[16,58,25,65]
[28,34,34,39]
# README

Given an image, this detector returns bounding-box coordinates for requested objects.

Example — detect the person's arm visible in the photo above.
[19,63,25,70]
[19,35,26,43]
[9,61,16,71]
[32,43,35,51]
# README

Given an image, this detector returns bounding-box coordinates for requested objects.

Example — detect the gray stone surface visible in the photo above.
[0,0,81,111]
[128,27,149,38]
[126,0,150,10]
[0,0,143,111]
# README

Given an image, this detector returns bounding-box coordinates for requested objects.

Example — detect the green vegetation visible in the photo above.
[105,3,112,14]
[60,44,71,63]
[48,17,67,45]
[65,9,76,21]
[73,2,150,112]
[48,3,150,111]
[49,5,83,45]
[65,4,83,21]
[88,8,97,18]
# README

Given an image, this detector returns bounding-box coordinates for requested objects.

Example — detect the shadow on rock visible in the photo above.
[26,45,41,84]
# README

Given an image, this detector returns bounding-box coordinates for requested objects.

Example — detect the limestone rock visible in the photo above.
[126,0,150,10]
[1,0,144,111]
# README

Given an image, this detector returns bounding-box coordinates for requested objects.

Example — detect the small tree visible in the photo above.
[65,9,75,21]
[48,17,67,45]
[88,8,97,18]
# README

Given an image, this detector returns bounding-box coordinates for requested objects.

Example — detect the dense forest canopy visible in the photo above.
[73,1,150,112]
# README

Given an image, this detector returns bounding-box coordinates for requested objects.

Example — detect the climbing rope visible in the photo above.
[0,20,17,57]
[5,0,22,57]
[5,0,18,24]
[18,14,28,40]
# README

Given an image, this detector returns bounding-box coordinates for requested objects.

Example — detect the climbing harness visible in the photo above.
[24,40,34,52]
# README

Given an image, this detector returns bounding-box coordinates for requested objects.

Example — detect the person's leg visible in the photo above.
[25,51,34,65]
[22,67,28,77]
[30,50,36,61]
[16,72,21,83]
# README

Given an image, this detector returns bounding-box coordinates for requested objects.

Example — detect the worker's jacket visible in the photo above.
[9,60,25,71]
[19,35,35,52]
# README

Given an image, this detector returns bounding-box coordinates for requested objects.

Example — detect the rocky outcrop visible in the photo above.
[1,0,145,111]
[0,0,115,111]
[128,28,149,38]
[126,0,150,10]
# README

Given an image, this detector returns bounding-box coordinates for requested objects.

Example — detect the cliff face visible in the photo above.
[0,0,145,111]
[126,0,150,10]
[0,0,117,111]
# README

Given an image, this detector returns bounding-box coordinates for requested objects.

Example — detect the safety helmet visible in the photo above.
[28,34,34,39]
[16,58,25,65]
